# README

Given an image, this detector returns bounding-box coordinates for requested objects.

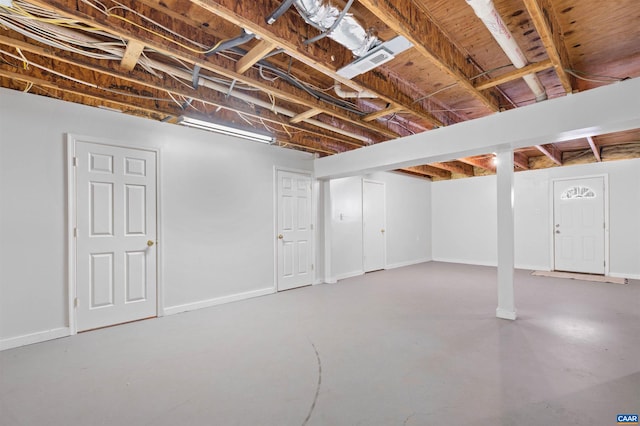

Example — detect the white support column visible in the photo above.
[496,149,517,320]
[323,180,336,283]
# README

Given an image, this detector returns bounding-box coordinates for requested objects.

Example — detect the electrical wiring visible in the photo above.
[470,63,513,80]
[259,65,279,82]
[565,68,625,84]
[0,14,121,60]
[0,47,180,103]
[412,83,458,104]
[106,0,210,49]
[75,0,225,55]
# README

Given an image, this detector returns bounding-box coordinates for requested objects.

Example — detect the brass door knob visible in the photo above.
[381,229,385,233]
[147,240,155,246]
[278,234,284,240]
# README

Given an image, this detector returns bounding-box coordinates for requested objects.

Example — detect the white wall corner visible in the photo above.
[0,327,71,351]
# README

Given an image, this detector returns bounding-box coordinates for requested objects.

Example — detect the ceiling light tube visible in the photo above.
[178,116,274,144]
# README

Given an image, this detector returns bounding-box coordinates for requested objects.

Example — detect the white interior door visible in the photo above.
[75,142,157,331]
[363,180,386,272]
[277,170,312,291]
[553,176,605,274]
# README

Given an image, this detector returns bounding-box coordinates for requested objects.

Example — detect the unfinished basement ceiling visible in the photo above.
[0,0,638,179]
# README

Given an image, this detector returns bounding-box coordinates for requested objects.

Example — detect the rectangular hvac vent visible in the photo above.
[337,36,413,80]
[345,48,394,77]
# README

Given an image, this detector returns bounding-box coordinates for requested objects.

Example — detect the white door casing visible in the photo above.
[277,170,313,291]
[363,179,386,272]
[74,141,157,331]
[553,176,606,274]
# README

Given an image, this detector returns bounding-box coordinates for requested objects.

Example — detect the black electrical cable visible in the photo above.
[192,30,256,89]
[266,0,295,25]
[228,46,365,115]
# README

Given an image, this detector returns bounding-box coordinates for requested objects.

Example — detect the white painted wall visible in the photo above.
[432,159,640,278]
[0,89,313,348]
[327,172,431,281]
[432,175,498,266]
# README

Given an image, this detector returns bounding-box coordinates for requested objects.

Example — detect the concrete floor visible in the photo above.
[1,262,639,425]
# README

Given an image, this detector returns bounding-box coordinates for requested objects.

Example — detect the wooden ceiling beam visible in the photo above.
[0,33,366,146]
[189,0,445,127]
[357,0,507,113]
[405,165,451,179]
[0,65,358,156]
[0,34,368,148]
[120,40,145,71]
[430,161,474,176]
[586,136,602,162]
[0,67,184,118]
[535,143,563,165]
[513,151,530,170]
[475,59,553,91]
[363,105,404,122]
[459,156,496,173]
[235,39,276,74]
[522,0,574,93]
[289,107,323,124]
[26,0,399,140]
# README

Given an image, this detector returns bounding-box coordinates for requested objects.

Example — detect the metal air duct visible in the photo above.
[293,0,377,57]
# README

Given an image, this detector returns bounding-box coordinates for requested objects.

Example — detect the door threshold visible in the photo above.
[79,316,157,333]
[532,270,627,284]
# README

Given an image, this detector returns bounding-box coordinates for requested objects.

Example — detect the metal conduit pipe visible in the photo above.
[466,0,547,102]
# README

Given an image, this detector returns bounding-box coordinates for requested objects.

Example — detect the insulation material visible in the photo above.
[293,0,377,57]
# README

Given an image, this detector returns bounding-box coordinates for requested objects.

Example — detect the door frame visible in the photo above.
[550,174,609,275]
[362,178,387,272]
[66,134,163,335]
[273,167,316,291]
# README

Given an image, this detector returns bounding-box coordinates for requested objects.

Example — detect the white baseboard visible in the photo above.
[609,272,640,280]
[515,264,550,272]
[164,287,275,316]
[432,257,497,267]
[0,327,70,351]
[385,258,430,270]
[334,270,364,282]
[496,308,517,320]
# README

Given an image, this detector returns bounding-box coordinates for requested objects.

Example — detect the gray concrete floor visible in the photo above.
[1,262,639,425]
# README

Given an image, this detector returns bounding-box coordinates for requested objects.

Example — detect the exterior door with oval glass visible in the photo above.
[553,176,605,274]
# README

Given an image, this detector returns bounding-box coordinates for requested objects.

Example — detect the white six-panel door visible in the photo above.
[75,142,157,331]
[277,170,312,291]
[363,180,386,272]
[553,176,605,274]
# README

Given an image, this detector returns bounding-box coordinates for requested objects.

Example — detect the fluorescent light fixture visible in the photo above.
[178,116,274,144]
